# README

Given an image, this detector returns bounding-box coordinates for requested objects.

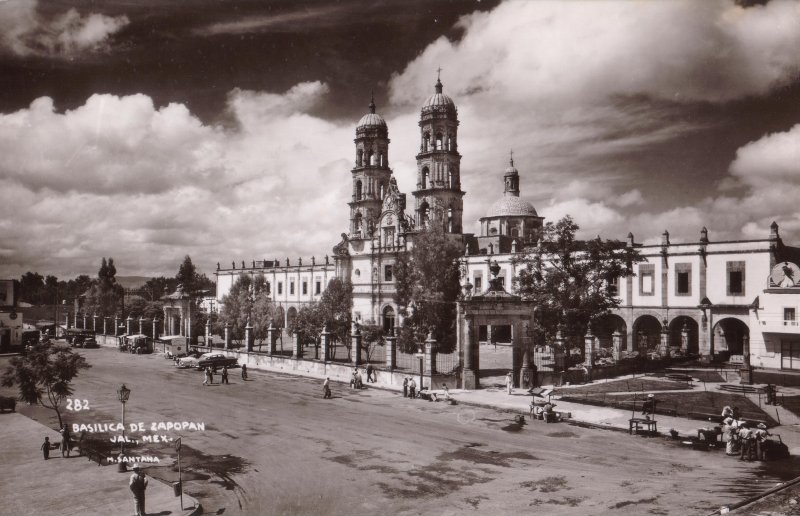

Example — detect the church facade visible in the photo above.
[215,78,800,374]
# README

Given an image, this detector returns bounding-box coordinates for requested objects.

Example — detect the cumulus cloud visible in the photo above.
[0,0,128,57]
[0,84,354,277]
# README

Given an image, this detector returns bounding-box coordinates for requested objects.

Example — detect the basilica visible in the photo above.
[216,78,800,376]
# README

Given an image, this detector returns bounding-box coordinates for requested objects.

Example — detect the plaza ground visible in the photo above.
[3,345,800,515]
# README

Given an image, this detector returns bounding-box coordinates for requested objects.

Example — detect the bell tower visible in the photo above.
[412,74,464,234]
[349,94,392,239]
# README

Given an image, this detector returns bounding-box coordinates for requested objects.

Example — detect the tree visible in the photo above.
[18,272,45,304]
[394,225,462,353]
[316,278,352,347]
[218,274,273,345]
[83,258,124,317]
[2,342,90,428]
[512,215,643,350]
[360,323,385,362]
[176,255,197,294]
[142,276,176,302]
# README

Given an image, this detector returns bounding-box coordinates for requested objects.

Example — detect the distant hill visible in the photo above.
[116,276,151,289]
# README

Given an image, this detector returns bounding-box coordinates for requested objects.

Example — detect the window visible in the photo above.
[675,263,692,296]
[607,276,619,297]
[727,261,745,296]
[384,265,393,282]
[497,276,506,288]
[315,281,321,295]
[785,308,796,323]
[278,282,283,295]
[290,282,295,295]
[302,282,308,295]
[474,275,482,292]
[639,264,655,295]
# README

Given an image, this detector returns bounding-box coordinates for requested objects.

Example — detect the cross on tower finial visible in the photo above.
[509,149,514,167]
[368,89,376,114]
[437,67,442,80]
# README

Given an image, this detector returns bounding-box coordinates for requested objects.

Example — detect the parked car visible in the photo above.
[0,396,16,413]
[196,353,238,370]
[82,337,99,348]
[176,354,202,369]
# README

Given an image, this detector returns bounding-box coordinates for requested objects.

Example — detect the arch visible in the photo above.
[382,305,395,332]
[368,150,375,166]
[286,307,298,329]
[421,167,429,189]
[355,180,363,200]
[592,313,627,351]
[669,316,699,354]
[713,317,749,357]
[632,315,662,354]
[435,132,443,150]
[379,182,385,199]
[422,131,430,152]
[448,133,455,151]
[419,201,429,228]
[354,212,363,234]
[356,149,363,167]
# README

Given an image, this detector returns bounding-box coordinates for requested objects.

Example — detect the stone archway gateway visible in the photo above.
[457,262,533,390]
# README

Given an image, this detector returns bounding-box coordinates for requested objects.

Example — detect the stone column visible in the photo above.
[65,312,70,329]
[93,314,98,333]
[740,334,753,384]
[205,320,211,348]
[519,321,532,389]
[138,317,144,336]
[463,315,479,389]
[114,316,120,336]
[350,325,362,366]
[245,320,254,352]
[103,317,107,336]
[126,316,133,336]
[186,310,192,344]
[267,322,278,355]
[385,327,396,370]
[293,330,303,359]
[660,321,670,358]
[153,318,159,340]
[699,311,712,358]
[553,328,566,372]
[82,313,87,329]
[424,330,437,376]
[320,324,331,362]
[224,323,231,350]
[612,329,622,361]
[73,312,78,328]
[584,326,595,369]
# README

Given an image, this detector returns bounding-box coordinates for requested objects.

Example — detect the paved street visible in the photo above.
[3,346,799,515]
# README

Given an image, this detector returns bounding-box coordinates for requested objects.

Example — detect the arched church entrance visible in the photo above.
[713,318,749,358]
[632,315,662,355]
[382,305,395,332]
[286,307,297,331]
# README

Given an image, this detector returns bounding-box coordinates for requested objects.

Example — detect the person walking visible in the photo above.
[442,383,451,401]
[203,366,212,386]
[60,424,71,457]
[754,423,771,460]
[129,464,148,516]
[366,364,375,383]
[221,366,229,385]
[323,377,332,399]
[241,364,248,380]
[403,377,409,398]
[409,378,417,399]
[642,394,656,417]
[739,424,753,461]
[41,436,50,460]
[505,372,513,395]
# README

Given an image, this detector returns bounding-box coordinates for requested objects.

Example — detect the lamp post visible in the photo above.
[416,345,424,392]
[117,383,131,472]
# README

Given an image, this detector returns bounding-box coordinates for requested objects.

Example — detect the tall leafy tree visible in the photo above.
[512,215,643,347]
[18,272,45,304]
[142,276,176,302]
[394,225,462,353]
[176,255,197,293]
[83,258,123,317]
[2,341,90,428]
[316,278,352,347]
[218,274,273,344]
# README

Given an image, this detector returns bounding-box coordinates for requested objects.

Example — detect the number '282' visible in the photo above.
[66,399,90,411]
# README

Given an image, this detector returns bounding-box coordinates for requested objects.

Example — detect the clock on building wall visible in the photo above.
[770,261,800,288]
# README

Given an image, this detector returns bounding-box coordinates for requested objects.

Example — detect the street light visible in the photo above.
[117,384,131,472]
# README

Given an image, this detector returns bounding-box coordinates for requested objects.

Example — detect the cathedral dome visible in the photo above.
[357,95,387,129]
[486,196,538,218]
[421,78,456,113]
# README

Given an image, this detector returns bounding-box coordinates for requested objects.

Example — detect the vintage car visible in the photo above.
[81,336,99,348]
[196,352,238,370]
[0,396,16,413]
[175,351,203,369]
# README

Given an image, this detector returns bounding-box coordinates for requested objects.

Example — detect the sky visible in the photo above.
[1,0,799,280]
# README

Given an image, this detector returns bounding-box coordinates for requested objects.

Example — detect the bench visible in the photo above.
[629,417,658,435]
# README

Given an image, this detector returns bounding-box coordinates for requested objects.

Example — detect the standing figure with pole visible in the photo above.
[117,384,131,472]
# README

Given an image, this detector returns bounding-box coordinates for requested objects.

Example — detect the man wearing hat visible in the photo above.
[641,394,656,417]
[754,423,772,461]
[738,422,754,461]
[129,464,148,516]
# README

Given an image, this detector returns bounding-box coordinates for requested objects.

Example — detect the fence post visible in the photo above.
[385,327,397,370]
[293,330,303,359]
[114,316,120,336]
[103,316,107,335]
[153,318,159,340]
[224,323,231,350]
[351,324,362,366]
[245,320,254,352]
[267,322,278,355]
[424,330,437,376]
[126,316,133,336]
[93,314,98,333]
[660,320,670,358]
[205,320,211,347]
[139,317,144,336]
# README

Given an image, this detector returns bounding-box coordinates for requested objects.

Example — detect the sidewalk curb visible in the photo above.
[150,477,203,516]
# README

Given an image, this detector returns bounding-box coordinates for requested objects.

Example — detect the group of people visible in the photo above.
[40,424,72,461]
[721,406,772,461]
[201,364,248,385]
[402,377,417,398]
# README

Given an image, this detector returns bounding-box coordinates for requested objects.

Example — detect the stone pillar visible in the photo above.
[519,321,532,389]
[583,326,595,369]
[224,323,231,350]
[114,316,120,336]
[153,318,159,340]
[245,320,254,353]
[740,334,753,384]
[699,312,712,358]
[126,316,133,336]
[424,330,436,376]
[553,329,566,372]
[73,312,78,328]
[463,315,479,389]
[385,327,396,370]
[138,317,144,336]
[320,324,331,362]
[186,310,192,344]
[660,321,670,358]
[267,322,278,355]
[350,325,362,366]
[103,317,107,336]
[93,314,98,333]
[82,313,87,329]
[612,330,622,361]
[292,330,302,359]
[65,312,70,329]
[205,320,211,348]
